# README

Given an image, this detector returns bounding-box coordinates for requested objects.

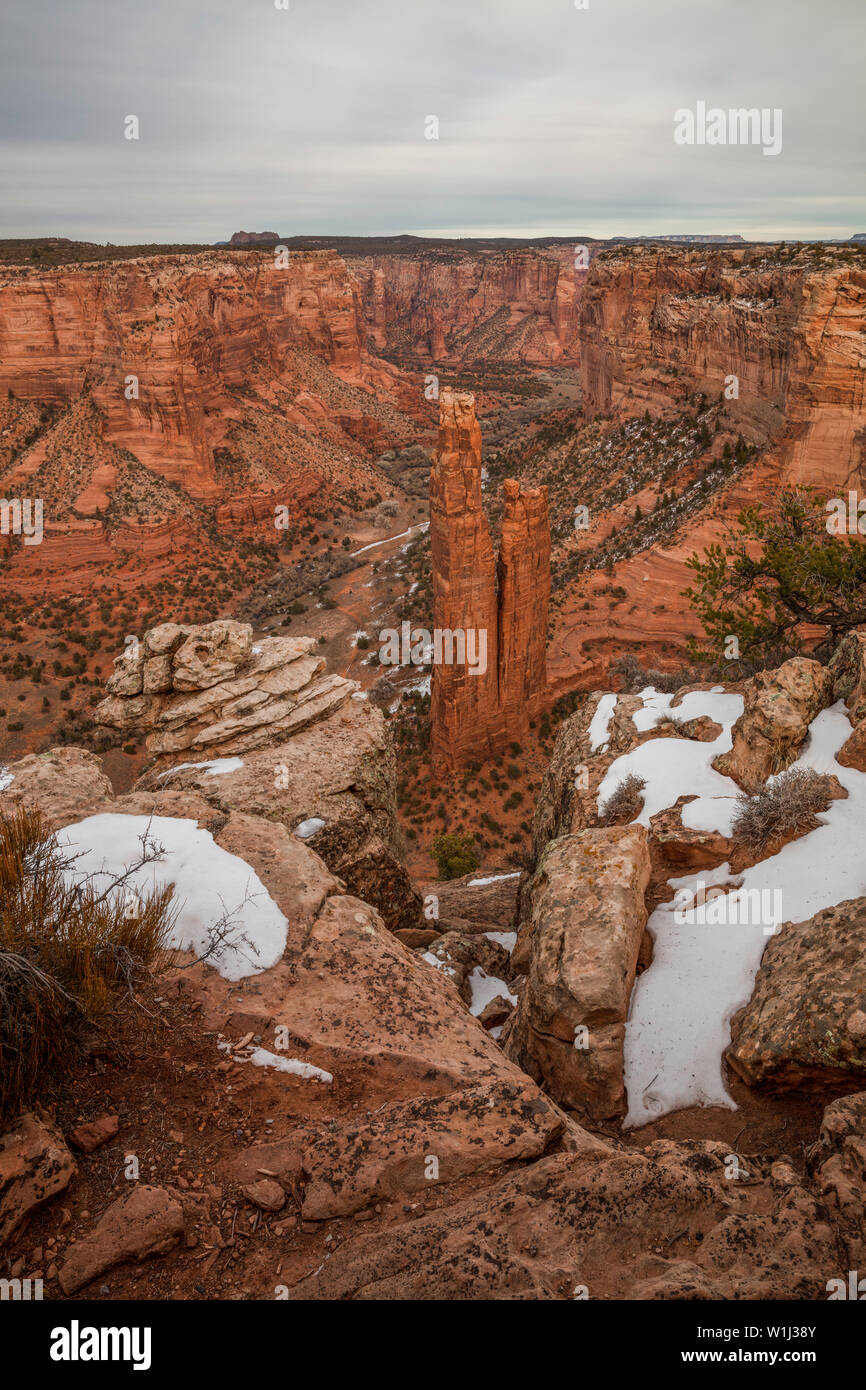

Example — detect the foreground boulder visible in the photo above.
[727,896,866,1088]
[504,824,651,1121]
[59,1185,184,1294]
[714,657,833,791]
[423,869,523,936]
[300,1079,564,1220]
[96,624,354,755]
[0,1113,76,1246]
[832,629,866,771]
[0,748,112,829]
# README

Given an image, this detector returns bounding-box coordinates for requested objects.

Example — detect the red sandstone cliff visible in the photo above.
[579,246,866,494]
[350,246,587,365]
[430,390,549,769]
[0,249,413,504]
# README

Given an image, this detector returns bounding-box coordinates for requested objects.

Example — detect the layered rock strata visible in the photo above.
[94,620,421,929]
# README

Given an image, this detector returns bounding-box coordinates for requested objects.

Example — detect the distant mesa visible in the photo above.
[227,230,282,247]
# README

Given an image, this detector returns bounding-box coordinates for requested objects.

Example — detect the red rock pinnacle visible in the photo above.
[430,388,549,769]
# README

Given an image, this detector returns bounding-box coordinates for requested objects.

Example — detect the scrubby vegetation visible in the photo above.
[685,488,866,666]
[599,773,646,825]
[730,766,837,856]
[0,808,175,1121]
[430,831,481,880]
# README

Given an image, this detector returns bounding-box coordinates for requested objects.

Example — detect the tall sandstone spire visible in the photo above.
[429,388,549,770]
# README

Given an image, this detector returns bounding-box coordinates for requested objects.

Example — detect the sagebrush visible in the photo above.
[599,773,646,825]
[0,807,175,1121]
[730,766,836,855]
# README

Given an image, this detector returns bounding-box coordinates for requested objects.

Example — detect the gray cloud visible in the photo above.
[1,0,863,241]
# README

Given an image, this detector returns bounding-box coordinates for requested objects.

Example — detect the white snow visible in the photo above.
[56,814,288,982]
[422,950,458,979]
[598,690,744,827]
[157,757,244,781]
[0,768,13,792]
[467,872,520,887]
[484,930,517,953]
[624,700,866,1127]
[467,967,517,1017]
[588,692,618,751]
[245,1047,333,1083]
[294,817,326,839]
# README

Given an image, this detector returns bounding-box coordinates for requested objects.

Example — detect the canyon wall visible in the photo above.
[0,248,403,503]
[430,390,549,768]
[349,246,587,365]
[579,247,866,493]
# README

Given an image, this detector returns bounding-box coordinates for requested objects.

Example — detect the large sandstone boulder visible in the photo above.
[137,701,421,931]
[0,1113,76,1246]
[97,624,357,757]
[0,747,112,828]
[423,868,523,936]
[727,896,866,1088]
[299,1079,563,1220]
[96,620,420,930]
[713,657,833,791]
[504,824,651,1121]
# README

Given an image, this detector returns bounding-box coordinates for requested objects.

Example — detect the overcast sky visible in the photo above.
[1,0,863,243]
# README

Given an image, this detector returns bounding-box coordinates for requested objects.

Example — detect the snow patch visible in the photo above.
[484,931,517,953]
[294,817,326,839]
[245,1048,333,1083]
[467,967,517,1017]
[625,702,866,1126]
[588,693,618,751]
[468,872,520,887]
[56,814,288,982]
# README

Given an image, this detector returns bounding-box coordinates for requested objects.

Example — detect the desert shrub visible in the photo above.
[0,807,175,1121]
[599,773,646,825]
[430,831,480,881]
[730,766,836,855]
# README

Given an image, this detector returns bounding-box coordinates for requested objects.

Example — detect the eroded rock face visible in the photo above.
[727,896,866,1089]
[831,629,866,721]
[97,625,356,757]
[290,1138,842,1300]
[350,246,584,366]
[0,1113,76,1246]
[300,1079,563,1220]
[714,657,833,791]
[429,389,550,769]
[497,478,551,739]
[505,825,651,1121]
[832,629,866,770]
